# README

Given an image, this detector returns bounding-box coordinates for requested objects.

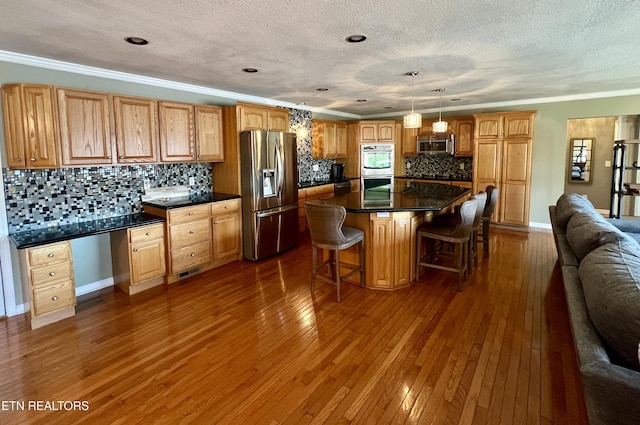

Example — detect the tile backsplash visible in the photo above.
[4,163,212,232]
[290,108,335,182]
[404,155,473,180]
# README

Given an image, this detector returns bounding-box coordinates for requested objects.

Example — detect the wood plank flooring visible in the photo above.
[0,228,587,424]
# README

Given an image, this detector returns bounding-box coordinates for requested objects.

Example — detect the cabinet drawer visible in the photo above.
[167,204,210,224]
[130,223,165,243]
[28,242,71,267]
[171,241,212,272]
[169,219,211,249]
[31,262,74,287]
[210,199,240,215]
[32,280,75,317]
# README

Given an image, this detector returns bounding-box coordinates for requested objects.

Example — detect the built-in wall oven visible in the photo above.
[361,143,394,194]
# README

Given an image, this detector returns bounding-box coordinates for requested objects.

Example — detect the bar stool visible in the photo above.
[479,186,499,257]
[469,192,487,269]
[304,202,365,302]
[415,197,477,291]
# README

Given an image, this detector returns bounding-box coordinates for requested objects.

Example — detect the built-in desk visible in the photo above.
[315,182,471,290]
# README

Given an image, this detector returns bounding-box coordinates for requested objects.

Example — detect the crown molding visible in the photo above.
[0,50,360,119]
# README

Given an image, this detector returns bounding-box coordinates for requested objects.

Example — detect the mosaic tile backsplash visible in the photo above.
[290,108,335,182]
[404,155,473,180]
[4,163,212,232]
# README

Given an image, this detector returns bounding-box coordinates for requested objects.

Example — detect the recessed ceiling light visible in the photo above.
[357,99,367,102]
[125,36,148,45]
[242,68,258,73]
[450,98,462,102]
[316,88,329,91]
[346,34,367,43]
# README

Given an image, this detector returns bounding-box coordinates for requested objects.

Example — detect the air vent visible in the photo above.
[178,267,200,280]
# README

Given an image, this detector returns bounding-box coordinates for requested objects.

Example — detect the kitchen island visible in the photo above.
[315,182,470,290]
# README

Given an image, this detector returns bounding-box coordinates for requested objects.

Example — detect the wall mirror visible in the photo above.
[568,138,594,183]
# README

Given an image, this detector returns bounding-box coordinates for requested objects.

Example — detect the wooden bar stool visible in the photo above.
[304,202,365,302]
[415,198,477,290]
[469,192,487,270]
[479,186,499,257]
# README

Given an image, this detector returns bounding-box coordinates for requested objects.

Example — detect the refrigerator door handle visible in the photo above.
[255,204,297,218]
[275,137,284,202]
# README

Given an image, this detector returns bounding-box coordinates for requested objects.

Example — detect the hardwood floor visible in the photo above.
[0,228,587,424]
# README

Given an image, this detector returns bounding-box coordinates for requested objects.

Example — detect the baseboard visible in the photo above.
[529,222,552,229]
[76,278,114,296]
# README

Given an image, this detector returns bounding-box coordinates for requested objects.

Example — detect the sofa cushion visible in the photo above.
[566,211,637,261]
[579,241,640,370]
[556,193,597,229]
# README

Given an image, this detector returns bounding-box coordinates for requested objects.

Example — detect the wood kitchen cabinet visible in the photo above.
[358,121,395,142]
[110,223,166,295]
[57,88,114,166]
[19,241,76,329]
[473,111,536,229]
[401,126,419,156]
[312,120,347,159]
[113,95,159,163]
[298,184,335,233]
[158,101,195,162]
[2,84,59,169]
[215,102,291,195]
[453,117,474,156]
[211,199,241,260]
[194,105,224,162]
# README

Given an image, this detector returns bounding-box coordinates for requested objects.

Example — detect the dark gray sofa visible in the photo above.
[549,193,640,425]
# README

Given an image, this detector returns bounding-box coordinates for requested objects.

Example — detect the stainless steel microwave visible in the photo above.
[416,134,455,155]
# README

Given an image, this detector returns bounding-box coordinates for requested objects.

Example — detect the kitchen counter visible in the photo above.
[9,213,165,249]
[298,177,358,189]
[141,192,240,209]
[395,175,472,182]
[317,182,470,213]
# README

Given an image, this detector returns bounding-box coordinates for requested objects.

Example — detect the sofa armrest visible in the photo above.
[606,218,640,234]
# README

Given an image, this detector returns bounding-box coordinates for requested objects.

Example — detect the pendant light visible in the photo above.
[432,88,448,133]
[403,71,422,129]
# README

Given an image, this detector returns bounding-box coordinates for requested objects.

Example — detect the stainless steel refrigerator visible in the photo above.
[240,130,299,260]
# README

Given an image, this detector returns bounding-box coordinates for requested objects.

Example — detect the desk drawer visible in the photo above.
[171,241,212,272]
[130,223,164,243]
[169,219,211,249]
[28,242,71,267]
[31,262,74,287]
[32,281,75,317]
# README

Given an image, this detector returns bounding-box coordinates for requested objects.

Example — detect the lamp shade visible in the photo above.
[432,120,448,133]
[404,112,422,129]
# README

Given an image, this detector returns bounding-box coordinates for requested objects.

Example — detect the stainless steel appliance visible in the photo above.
[361,143,394,194]
[360,144,394,176]
[334,180,351,196]
[417,134,455,155]
[240,130,298,260]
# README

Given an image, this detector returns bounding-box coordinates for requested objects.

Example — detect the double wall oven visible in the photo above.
[360,143,394,194]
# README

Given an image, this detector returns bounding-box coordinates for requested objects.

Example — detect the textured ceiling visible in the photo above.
[2,0,640,117]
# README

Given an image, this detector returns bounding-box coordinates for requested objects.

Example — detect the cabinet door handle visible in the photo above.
[119,156,124,159]
[52,296,59,301]
[17,157,22,162]
[48,253,55,258]
[189,230,194,234]
[188,212,193,216]
[224,206,228,209]
[30,157,36,162]
[133,248,138,252]
[49,272,56,276]
[145,232,151,236]
[190,253,195,257]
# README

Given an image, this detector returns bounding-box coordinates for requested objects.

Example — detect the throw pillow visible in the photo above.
[556,193,596,229]
[566,211,637,261]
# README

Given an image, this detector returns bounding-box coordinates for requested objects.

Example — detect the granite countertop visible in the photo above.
[10,213,166,249]
[141,192,240,209]
[395,175,472,182]
[317,182,470,213]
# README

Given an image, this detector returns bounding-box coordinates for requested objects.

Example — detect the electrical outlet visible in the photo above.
[143,179,151,190]
[189,177,195,186]
[406,162,411,169]
[605,160,611,167]
[312,164,319,172]
[459,163,465,170]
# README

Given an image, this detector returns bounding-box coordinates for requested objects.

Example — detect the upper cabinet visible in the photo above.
[113,95,159,164]
[239,103,289,132]
[312,120,347,159]
[57,88,114,166]
[452,117,474,156]
[194,105,224,162]
[2,84,59,168]
[359,121,395,142]
[158,101,195,162]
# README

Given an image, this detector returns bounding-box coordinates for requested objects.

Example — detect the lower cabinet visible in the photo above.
[298,184,336,233]
[19,241,76,329]
[111,223,166,295]
[211,199,242,260]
